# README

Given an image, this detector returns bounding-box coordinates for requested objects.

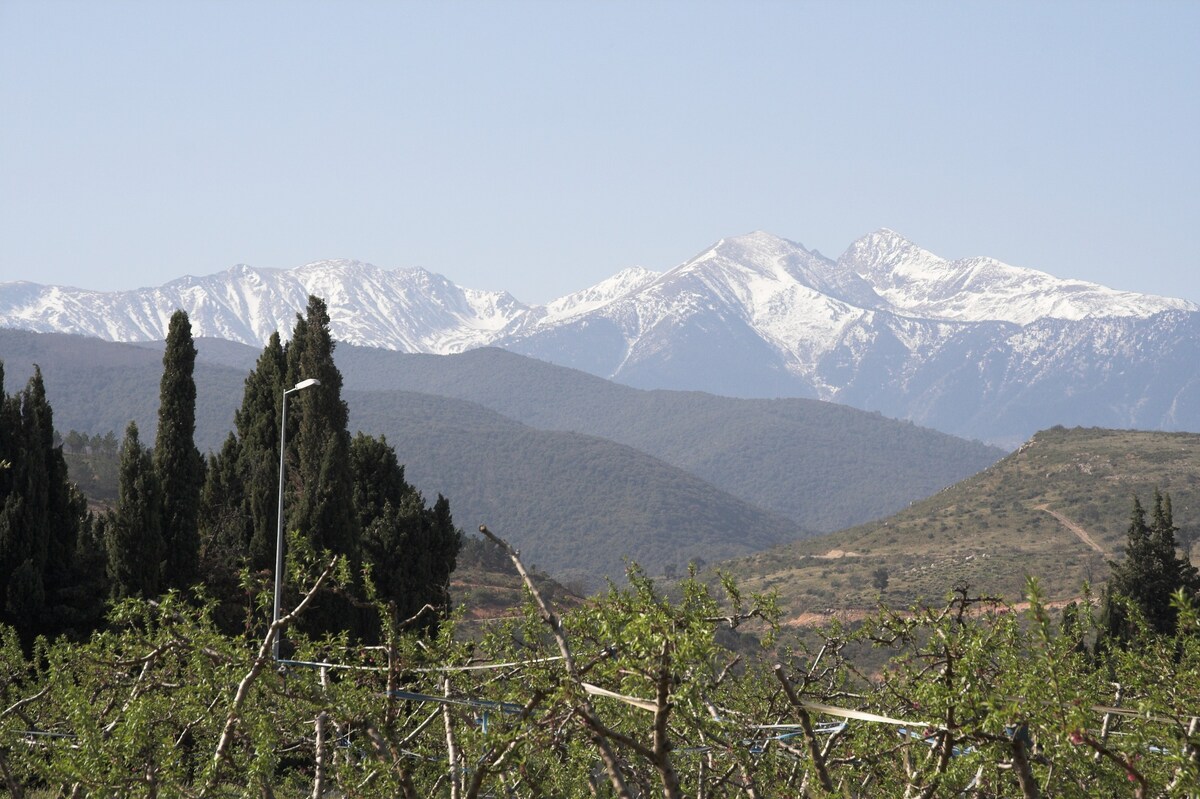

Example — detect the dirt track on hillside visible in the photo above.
[1036,504,1111,558]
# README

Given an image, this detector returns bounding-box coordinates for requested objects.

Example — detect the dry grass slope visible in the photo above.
[722,426,1200,625]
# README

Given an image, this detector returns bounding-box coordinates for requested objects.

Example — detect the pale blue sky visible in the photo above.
[1,0,1197,304]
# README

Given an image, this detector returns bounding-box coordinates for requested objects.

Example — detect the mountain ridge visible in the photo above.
[3,229,1197,445]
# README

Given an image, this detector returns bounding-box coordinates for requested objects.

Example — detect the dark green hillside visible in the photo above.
[347,390,802,589]
[6,330,1002,538]
[333,346,1005,532]
[0,329,244,452]
[720,426,1200,624]
[2,330,803,588]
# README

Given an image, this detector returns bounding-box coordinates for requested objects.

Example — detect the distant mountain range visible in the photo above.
[2,229,1197,445]
[0,329,1002,586]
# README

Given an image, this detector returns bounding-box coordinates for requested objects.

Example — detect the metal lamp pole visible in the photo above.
[272,377,320,660]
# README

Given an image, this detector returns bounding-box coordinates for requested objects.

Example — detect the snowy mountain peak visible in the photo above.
[1,228,1193,364]
[841,229,948,288]
[840,229,1196,324]
[543,266,661,323]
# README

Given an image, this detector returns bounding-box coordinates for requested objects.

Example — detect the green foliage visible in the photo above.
[1102,491,1200,643]
[286,296,358,564]
[230,331,287,571]
[106,422,164,600]
[352,432,461,634]
[188,301,462,644]
[0,364,95,642]
[1,560,1196,798]
[155,310,205,589]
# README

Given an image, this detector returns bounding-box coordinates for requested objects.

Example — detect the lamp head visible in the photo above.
[292,378,320,391]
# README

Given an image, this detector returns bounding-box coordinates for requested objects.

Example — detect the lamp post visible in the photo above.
[272,377,320,660]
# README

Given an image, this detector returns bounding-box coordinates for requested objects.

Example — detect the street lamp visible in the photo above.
[272,377,320,660]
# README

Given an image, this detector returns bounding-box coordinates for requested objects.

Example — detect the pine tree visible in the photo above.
[106,423,164,600]
[155,310,204,590]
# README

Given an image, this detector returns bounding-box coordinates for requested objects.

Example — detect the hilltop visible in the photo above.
[722,427,1200,625]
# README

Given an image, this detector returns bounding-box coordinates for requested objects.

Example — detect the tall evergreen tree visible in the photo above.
[26,368,92,631]
[199,332,289,571]
[106,423,163,600]
[285,296,359,564]
[239,333,287,570]
[154,310,204,590]
[0,366,94,640]
[1102,491,1200,642]
[199,433,246,560]
[351,433,461,634]
[281,297,362,639]
[192,297,462,643]
[0,363,47,631]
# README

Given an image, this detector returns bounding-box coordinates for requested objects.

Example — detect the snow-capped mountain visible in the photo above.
[2,229,1196,445]
[840,229,1188,324]
[0,260,528,352]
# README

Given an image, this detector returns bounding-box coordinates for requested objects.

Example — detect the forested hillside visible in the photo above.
[349,390,800,586]
[330,345,1005,532]
[1,328,1004,587]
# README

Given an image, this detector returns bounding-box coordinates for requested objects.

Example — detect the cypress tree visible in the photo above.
[282,297,362,639]
[351,433,461,634]
[1102,491,1200,642]
[197,432,251,633]
[25,368,92,633]
[155,310,204,590]
[106,423,164,599]
[349,432,408,529]
[0,366,46,628]
[285,297,359,562]
[235,333,286,570]
[0,365,98,640]
[428,493,461,618]
[199,432,246,560]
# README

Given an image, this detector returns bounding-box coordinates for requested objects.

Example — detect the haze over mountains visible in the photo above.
[2,228,1197,445]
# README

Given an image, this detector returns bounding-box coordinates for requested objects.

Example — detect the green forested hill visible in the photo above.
[331,345,1006,532]
[347,390,800,588]
[0,329,802,587]
[722,426,1200,624]
[0,329,245,450]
